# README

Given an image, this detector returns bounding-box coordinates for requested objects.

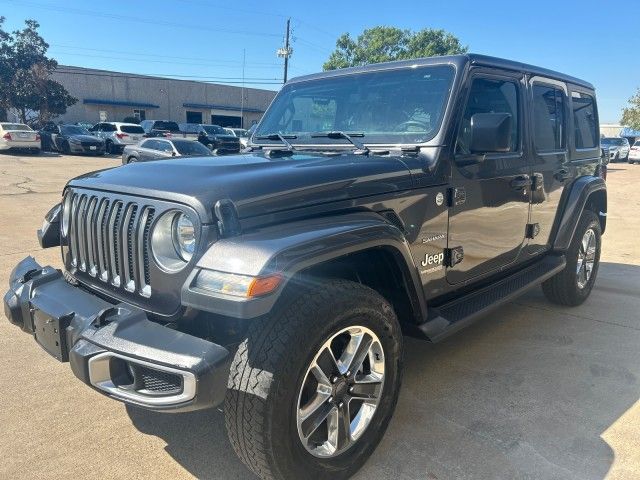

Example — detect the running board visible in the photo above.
[417,255,566,342]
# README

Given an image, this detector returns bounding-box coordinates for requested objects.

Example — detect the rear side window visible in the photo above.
[456,77,520,154]
[120,125,145,134]
[572,92,597,149]
[154,121,180,132]
[532,84,566,152]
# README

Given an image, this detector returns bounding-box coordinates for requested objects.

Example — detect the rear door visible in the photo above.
[447,70,531,285]
[526,78,570,255]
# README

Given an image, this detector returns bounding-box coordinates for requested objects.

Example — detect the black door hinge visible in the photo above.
[444,246,464,267]
[447,187,466,207]
[526,223,540,239]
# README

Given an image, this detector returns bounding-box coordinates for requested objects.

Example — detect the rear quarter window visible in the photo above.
[571,92,597,149]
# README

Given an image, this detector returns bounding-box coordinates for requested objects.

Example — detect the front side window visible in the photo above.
[173,140,211,156]
[456,77,520,154]
[256,65,455,146]
[532,84,566,152]
[572,92,597,149]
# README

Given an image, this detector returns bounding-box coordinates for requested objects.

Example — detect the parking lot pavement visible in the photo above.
[0,152,638,480]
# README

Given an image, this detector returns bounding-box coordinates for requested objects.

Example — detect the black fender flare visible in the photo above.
[182,212,426,320]
[552,176,606,252]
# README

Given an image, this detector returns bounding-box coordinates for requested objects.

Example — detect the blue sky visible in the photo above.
[1,0,636,123]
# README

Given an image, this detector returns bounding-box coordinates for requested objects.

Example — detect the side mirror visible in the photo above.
[469,112,512,153]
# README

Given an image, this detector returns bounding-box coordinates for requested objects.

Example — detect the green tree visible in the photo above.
[621,88,640,131]
[323,26,467,71]
[0,18,76,123]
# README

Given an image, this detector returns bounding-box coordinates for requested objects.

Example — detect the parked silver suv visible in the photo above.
[90,122,146,154]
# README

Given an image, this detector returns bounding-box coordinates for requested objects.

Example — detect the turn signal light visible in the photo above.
[3,133,11,140]
[248,274,283,298]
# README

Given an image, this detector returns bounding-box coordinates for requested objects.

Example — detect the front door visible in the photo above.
[446,72,531,285]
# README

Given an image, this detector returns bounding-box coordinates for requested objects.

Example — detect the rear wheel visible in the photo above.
[127,156,137,164]
[225,280,403,480]
[542,210,601,306]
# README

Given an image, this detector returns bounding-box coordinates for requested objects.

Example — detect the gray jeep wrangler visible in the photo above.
[4,54,606,479]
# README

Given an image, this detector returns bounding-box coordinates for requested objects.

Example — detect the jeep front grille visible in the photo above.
[67,191,155,297]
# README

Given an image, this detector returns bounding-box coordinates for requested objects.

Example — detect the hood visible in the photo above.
[207,134,239,141]
[69,134,102,142]
[68,151,413,222]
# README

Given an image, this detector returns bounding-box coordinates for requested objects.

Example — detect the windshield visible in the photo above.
[602,138,625,146]
[2,123,31,131]
[256,65,455,146]
[120,125,144,134]
[233,128,248,137]
[173,140,212,156]
[61,125,90,136]
[202,125,227,135]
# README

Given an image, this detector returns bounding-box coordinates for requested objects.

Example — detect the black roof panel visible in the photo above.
[288,53,593,90]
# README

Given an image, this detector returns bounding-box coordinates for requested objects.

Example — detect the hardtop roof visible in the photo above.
[288,53,594,90]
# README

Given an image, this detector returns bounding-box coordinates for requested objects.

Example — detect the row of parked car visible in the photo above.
[600,136,640,164]
[0,120,253,157]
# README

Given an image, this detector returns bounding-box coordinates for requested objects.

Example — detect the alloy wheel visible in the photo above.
[296,325,385,458]
[576,228,596,289]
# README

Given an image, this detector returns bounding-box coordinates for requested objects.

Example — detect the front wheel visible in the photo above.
[225,279,403,480]
[542,210,601,306]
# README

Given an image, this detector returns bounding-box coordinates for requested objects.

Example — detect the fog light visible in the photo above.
[194,270,282,298]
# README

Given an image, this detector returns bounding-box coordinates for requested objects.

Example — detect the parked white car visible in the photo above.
[601,137,630,162]
[224,127,249,148]
[0,122,41,153]
[628,141,640,164]
[90,122,146,154]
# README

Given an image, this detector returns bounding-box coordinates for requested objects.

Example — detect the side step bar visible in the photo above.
[418,255,566,342]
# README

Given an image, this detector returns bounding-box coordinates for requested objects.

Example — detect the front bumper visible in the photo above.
[4,257,231,412]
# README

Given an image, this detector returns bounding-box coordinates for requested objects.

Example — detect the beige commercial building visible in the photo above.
[49,65,278,128]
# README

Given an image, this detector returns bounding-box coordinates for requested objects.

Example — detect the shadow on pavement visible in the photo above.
[127,262,640,480]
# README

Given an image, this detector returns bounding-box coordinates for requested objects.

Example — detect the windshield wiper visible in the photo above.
[255,133,298,151]
[310,131,369,155]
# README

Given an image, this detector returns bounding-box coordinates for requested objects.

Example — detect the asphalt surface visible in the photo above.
[0,152,638,480]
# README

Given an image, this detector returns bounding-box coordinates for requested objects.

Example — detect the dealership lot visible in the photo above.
[0,152,638,480]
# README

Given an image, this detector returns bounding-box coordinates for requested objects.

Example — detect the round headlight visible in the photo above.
[173,213,195,261]
[61,193,72,236]
[151,211,197,272]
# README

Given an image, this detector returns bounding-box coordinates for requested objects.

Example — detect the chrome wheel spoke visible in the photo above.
[327,402,351,451]
[338,332,372,377]
[300,400,334,439]
[576,228,597,289]
[349,378,382,401]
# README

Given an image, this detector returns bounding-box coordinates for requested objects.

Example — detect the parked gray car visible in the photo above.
[90,122,146,154]
[121,138,213,164]
[601,137,630,162]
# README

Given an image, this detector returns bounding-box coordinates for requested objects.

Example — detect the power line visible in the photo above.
[54,67,283,85]
[4,0,282,38]
[49,44,282,67]
[50,50,282,70]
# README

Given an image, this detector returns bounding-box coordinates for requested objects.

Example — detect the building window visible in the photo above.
[532,84,566,152]
[186,111,203,124]
[133,109,146,121]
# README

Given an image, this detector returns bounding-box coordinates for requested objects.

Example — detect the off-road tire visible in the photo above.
[224,279,403,480]
[542,210,601,306]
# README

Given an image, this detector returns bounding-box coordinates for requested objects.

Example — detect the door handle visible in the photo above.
[554,169,570,182]
[510,175,530,190]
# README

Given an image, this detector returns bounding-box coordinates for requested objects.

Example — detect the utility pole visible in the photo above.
[277,18,292,83]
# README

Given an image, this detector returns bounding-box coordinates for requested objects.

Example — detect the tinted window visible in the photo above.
[153,121,180,132]
[457,77,519,154]
[157,141,174,152]
[1,124,31,131]
[532,84,566,151]
[61,125,90,136]
[120,125,145,134]
[141,139,161,150]
[257,65,455,145]
[104,124,117,132]
[202,125,227,135]
[172,140,212,156]
[572,92,597,149]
